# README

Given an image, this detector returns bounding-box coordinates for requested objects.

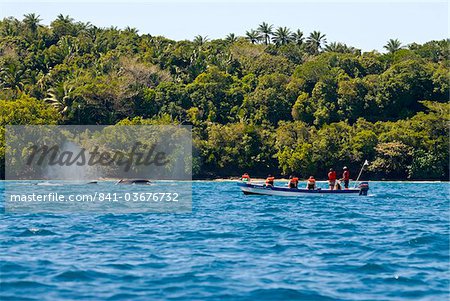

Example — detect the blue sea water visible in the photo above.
[1,181,449,301]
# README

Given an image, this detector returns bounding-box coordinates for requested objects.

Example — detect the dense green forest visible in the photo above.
[0,14,449,180]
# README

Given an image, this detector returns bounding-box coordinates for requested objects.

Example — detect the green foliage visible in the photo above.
[0,95,60,176]
[0,15,448,179]
[292,92,314,123]
[369,141,413,178]
[376,59,435,118]
[199,123,276,176]
[240,73,297,124]
[0,94,59,125]
[409,150,446,180]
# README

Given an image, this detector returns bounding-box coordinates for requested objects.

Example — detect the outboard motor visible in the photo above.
[358,182,369,196]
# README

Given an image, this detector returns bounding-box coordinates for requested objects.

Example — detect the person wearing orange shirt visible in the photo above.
[341,166,350,189]
[288,175,299,188]
[306,176,316,190]
[265,174,275,187]
[328,168,337,190]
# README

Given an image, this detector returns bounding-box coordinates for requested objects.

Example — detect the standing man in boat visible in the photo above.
[341,166,350,189]
[306,176,316,190]
[328,168,337,190]
[265,174,275,187]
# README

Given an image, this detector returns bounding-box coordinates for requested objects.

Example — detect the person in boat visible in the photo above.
[340,166,350,189]
[288,175,299,188]
[265,174,275,187]
[241,173,250,182]
[306,176,316,190]
[328,168,337,190]
[335,180,342,190]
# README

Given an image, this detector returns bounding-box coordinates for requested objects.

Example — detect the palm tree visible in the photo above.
[324,42,359,54]
[384,39,402,53]
[272,27,292,46]
[291,29,304,45]
[257,22,273,45]
[193,35,209,47]
[245,29,262,44]
[325,42,343,52]
[79,21,93,31]
[306,31,327,54]
[225,33,238,43]
[51,14,76,37]
[0,63,27,98]
[56,14,74,24]
[84,25,99,41]
[23,13,42,35]
[1,17,21,36]
[44,84,73,116]
[124,26,139,35]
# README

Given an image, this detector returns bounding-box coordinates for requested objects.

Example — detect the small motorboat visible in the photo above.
[238,182,369,196]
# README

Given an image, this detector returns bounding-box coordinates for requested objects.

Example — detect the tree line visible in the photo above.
[0,14,449,179]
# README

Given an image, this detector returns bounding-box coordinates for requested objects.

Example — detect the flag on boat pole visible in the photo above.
[354,160,369,187]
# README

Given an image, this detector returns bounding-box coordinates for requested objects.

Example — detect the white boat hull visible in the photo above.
[238,182,368,196]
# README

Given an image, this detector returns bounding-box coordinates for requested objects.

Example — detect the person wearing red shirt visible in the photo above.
[341,166,350,189]
[328,168,337,190]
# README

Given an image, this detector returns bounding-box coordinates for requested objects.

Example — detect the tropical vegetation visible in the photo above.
[1,15,449,180]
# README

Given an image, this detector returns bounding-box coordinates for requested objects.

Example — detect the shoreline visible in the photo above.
[0,179,448,183]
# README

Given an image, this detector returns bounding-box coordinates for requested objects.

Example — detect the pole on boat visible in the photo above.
[354,160,369,187]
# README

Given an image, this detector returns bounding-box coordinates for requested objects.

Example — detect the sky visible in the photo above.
[0,1,448,51]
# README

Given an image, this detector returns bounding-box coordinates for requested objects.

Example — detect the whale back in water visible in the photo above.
[116,179,151,185]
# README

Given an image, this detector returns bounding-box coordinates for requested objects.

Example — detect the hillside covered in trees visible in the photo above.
[0,14,449,180]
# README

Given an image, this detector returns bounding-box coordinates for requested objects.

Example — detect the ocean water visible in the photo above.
[1,181,449,300]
